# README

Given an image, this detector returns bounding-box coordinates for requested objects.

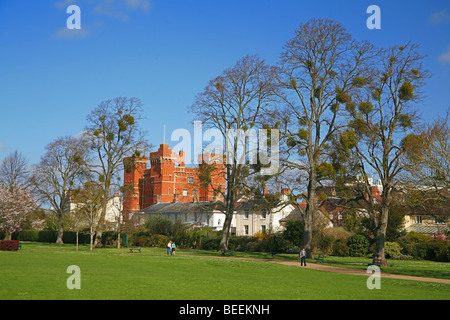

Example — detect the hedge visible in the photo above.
[15,230,92,244]
[0,240,20,251]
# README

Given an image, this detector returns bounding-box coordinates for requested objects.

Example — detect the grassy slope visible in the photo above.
[0,243,449,300]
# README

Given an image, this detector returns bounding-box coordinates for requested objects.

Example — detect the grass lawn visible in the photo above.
[1,242,449,300]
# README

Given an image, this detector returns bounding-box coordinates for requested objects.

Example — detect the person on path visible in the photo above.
[167,241,172,255]
[172,242,176,255]
[300,248,307,267]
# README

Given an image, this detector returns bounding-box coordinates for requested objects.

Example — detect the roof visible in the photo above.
[279,208,303,222]
[235,199,283,211]
[137,201,226,214]
[404,225,449,234]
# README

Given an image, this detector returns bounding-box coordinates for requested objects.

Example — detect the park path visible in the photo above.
[263,258,450,285]
[209,255,450,285]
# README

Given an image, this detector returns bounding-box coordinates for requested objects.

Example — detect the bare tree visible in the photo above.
[190,54,279,251]
[71,181,104,251]
[0,150,29,191]
[277,19,375,258]
[85,97,149,246]
[30,136,90,244]
[401,109,450,227]
[344,43,430,264]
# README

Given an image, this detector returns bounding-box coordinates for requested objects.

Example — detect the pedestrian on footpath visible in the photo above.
[167,241,172,255]
[300,248,307,267]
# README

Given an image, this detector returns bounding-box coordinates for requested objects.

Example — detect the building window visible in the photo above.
[261,225,266,233]
[261,209,267,220]
[193,189,198,196]
[182,189,188,196]
[244,225,249,235]
[414,215,423,224]
[244,210,249,219]
[187,177,194,184]
[218,219,221,226]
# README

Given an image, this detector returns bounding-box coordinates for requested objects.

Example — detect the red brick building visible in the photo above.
[122,143,226,219]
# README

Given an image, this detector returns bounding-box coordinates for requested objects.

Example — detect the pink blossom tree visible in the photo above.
[0,187,37,240]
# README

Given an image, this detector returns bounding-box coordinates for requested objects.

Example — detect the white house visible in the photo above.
[131,201,236,232]
[234,190,297,236]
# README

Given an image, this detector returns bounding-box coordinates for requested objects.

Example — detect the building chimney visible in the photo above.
[263,185,268,197]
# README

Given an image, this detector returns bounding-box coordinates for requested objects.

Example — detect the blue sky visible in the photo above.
[0,0,449,165]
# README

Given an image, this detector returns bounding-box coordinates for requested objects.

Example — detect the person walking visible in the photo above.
[167,241,172,255]
[172,242,176,255]
[299,248,307,267]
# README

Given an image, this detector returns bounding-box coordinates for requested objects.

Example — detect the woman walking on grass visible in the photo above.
[172,242,176,255]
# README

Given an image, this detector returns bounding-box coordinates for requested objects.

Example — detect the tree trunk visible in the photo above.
[90,226,94,251]
[302,171,317,259]
[219,211,233,252]
[56,212,64,244]
[219,176,236,252]
[76,231,79,252]
[374,205,390,266]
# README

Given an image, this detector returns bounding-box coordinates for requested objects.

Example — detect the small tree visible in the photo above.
[0,150,30,191]
[30,136,90,244]
[0,187,37,239]
[85,97,149,246]
[71,181,104,251]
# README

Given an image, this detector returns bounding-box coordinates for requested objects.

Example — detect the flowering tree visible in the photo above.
[0,187,37,239]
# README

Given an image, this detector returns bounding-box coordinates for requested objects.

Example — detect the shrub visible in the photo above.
[283,220,304,247]
[332,239,349,256]
[347,234,369,257]
[398,232,450,261]
[424,240,449,262]
[201,237,221,250]
[18,230,40,242]
[38,231,58,243]
[384,241,402,259]
[0,240,20,251]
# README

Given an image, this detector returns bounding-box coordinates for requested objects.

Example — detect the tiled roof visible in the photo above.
[404,225,449,234]
[138,201,226,214]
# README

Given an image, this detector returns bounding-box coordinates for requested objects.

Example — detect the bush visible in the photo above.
[398,232,450,261]
[0,240,20,251]
[38,231,58,243]
[384,241,402,259]
[18,230,40,242]
[283,220,304,247]
[332,239,349,256]
[201,237,221,250]
[99,232,120,246]
[424,240,449,262]
[347,234,369,257]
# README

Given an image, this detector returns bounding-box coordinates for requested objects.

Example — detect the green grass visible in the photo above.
[1,242,449,300]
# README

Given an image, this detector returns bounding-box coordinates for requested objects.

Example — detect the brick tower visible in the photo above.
[122,156,148,219]
[122,144,226,219]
